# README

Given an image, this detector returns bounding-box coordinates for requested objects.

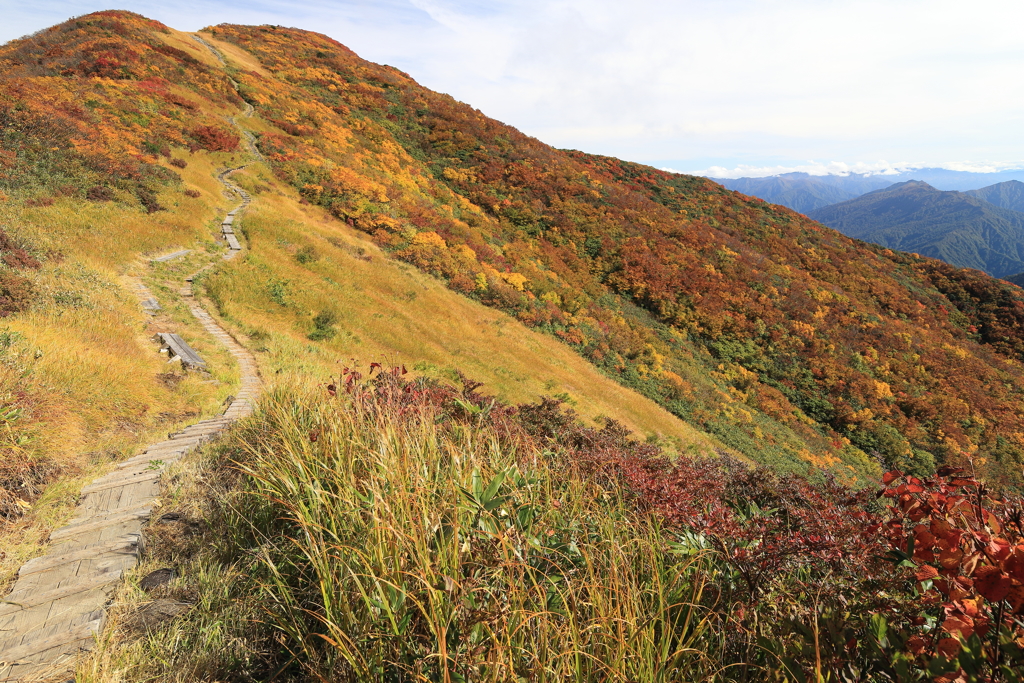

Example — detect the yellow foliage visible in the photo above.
[873,380,894,399]
[498,272,528,291]
[411,231,447,249]
[454,244,476,260]
[442,166,477,183]
[540,291,561,305]
[791,321,815,338]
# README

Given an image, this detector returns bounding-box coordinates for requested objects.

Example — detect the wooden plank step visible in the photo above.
[225,234,242,250]
[49,509,151,541]
[89,460,170,482]
[68,497,158,525]
[222,225,235,234]
[78,472,160,496]
[115,452,184,471]
[222,215,234,224]
[87,461,171,484]
[0,571,123,616]
[174,424,226,436]
[18,537,140,577]
[116,451,184,469]
[151,249,191,263]
[141,297,161,312]
[0,617,102,666]
[156,333,207,370]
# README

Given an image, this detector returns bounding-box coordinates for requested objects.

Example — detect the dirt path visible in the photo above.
[0,168,260,683]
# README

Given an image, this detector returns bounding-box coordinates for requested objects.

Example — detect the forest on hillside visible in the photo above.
[191,21,1024,486]
[7,13,1024,484]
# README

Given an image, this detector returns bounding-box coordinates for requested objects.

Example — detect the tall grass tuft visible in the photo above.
[230,374,724,682]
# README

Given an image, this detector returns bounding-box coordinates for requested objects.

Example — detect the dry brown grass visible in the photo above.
[203,164,723,450]
[0,149,248,588]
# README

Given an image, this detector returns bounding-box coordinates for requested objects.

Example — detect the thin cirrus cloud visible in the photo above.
[3,0,1024,177]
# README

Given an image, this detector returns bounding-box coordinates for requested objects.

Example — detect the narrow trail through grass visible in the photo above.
[0,52,264,680]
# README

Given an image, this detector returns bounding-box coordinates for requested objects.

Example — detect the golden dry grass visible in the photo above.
[203,164,724,451]
[0,149,249,587]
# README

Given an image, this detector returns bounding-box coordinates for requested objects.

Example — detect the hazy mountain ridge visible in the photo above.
[713,172,894,212]
[966,179,1024,212]
[808,180,1024,278]
[713,169,1024,214]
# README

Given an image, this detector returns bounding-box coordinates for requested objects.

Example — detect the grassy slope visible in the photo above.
[0,16,721,585]
[200,22,1024,486]
[200,161,719,449]
[0,148,244,583]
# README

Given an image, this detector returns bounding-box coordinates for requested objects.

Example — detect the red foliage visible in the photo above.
[882,468,1024,632]
[190,125,240,152]
[0,230,40,270]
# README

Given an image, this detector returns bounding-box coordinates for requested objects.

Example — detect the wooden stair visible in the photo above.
[0,164,260,682]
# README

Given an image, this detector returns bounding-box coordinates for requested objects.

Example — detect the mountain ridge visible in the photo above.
[808,180,1024,278]
[5,12,1024,680]
[713,170,1024,214]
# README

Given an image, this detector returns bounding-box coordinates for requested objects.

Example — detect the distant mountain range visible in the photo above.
[808,181,1024,279]
[712,169,1024,213]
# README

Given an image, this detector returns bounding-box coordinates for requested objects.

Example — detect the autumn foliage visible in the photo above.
[0,11,242,212]
[187,21,1024,486]
[190,125,239,152]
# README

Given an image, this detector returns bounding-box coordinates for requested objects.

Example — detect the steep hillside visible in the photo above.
[0,12,716,583]
[967,179,1024,212]
[809,180,1024,278]
[192,22,1024,486]
[8,13,1024,490]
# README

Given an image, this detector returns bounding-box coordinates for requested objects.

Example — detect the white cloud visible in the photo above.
[691,160,1024,179]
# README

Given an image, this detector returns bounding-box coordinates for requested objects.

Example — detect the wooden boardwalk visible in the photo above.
[0,166,259,682]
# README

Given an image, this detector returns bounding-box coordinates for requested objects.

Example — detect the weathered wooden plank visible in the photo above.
[17,537,140,577]
[156,333,207,369]
[49,509,151,541]
[1,573,122,620]
[0,616,102,666]
[115,451,185,469]
[225,234,242,250]
[79,472,160,495]
[68,495,155,525]
[151,249,191,263]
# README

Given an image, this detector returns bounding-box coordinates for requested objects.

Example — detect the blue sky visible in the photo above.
[4,0,1024,178]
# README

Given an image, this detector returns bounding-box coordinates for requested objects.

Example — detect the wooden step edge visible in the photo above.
[1,569,125,616]
[115,453,183,470]
[80,471,161,496]
[0,617,103,665]
[52,506,152,534]
[70,497,162,525]
[49,509,151,541]
[18,537,140,577]
[88,460,172,482]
